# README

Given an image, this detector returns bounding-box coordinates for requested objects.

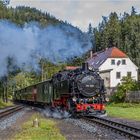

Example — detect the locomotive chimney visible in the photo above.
[82,62,89,71]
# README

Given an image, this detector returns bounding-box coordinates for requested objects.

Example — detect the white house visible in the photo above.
[87,47,138,92]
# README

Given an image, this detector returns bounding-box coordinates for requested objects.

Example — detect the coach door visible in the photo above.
[48,83,53,104]
[43,82,52,104]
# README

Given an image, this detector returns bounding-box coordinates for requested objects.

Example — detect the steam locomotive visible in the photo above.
[14,63,106,115]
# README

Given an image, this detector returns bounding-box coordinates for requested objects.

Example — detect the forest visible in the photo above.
[91,6,140,68]
[0,2,140,102]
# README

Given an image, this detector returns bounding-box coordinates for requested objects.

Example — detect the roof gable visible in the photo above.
[87,47,128,69]
[110,47,127,58]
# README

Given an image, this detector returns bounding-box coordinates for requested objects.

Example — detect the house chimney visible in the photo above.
[90,50,93,58]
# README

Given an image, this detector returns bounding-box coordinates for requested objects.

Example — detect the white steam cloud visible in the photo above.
[42,107,71,119]
[0,20,92,76]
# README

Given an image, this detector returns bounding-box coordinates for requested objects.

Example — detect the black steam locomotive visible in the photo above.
[14,63,106,115]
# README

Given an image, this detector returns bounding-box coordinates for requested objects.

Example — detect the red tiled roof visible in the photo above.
[87,47,127,69]
[110,47,127,58]
[65,66,79,70]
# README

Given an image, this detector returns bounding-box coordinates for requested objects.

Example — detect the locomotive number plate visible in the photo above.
[85,85,94,87]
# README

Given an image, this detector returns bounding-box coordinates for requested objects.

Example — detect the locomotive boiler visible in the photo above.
[14,63,106,115]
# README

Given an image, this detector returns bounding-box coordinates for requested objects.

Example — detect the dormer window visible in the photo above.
[111,59,115,65]
[122,59,126,65]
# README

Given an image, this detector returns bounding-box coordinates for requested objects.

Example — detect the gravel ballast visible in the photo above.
[0,111,25,130]
[41,108,128,139]
[0,107,35,140]
[49,117,126,140]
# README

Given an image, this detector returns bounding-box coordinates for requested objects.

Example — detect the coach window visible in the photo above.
[44,84,48,94]
[127,72,131,77]
[122,59,126,65]
[53,87,57,99]
[116,72,121,79]
[111,59,115,65]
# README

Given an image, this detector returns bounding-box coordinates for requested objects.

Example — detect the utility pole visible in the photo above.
[40,59,44,82]
[5,82,8,103]
[2,76,8,103]
[3,86,5,102]
[3,79,8,103]
[41,61,44,82]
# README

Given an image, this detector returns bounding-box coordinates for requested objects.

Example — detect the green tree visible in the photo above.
[131,6,137,16]
[88,23,94,51]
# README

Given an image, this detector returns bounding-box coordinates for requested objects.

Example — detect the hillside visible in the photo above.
[0,1,60,26]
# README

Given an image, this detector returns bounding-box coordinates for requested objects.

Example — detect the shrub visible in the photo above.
[110,76,140,103]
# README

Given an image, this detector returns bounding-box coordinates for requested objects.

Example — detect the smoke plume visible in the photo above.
[0,20,92,76]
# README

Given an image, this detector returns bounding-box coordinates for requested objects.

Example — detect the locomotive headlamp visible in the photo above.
[72,96,77,102]
[105,97,109,102]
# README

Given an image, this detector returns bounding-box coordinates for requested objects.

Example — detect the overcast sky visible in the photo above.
[8,0,140,31]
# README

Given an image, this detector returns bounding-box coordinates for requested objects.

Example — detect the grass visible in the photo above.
[14,113,66,140]
[106,103,140,121]
[0,99,13,109]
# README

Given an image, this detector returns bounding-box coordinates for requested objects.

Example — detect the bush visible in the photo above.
[110,76,140,103]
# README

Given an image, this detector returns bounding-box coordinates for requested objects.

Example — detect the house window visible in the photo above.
[127,72,131,77]
[111,59,115,65]
[116,72,121,79]
[122,59,126,65]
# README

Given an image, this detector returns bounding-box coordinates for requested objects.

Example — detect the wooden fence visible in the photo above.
[125,91,140,103]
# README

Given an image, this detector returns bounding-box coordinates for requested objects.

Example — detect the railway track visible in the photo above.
[0,105,24,119]
[82,115,140,139]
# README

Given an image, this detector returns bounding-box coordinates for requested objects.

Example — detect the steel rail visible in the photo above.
[82,116,140,139]
[0,105,24,119]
